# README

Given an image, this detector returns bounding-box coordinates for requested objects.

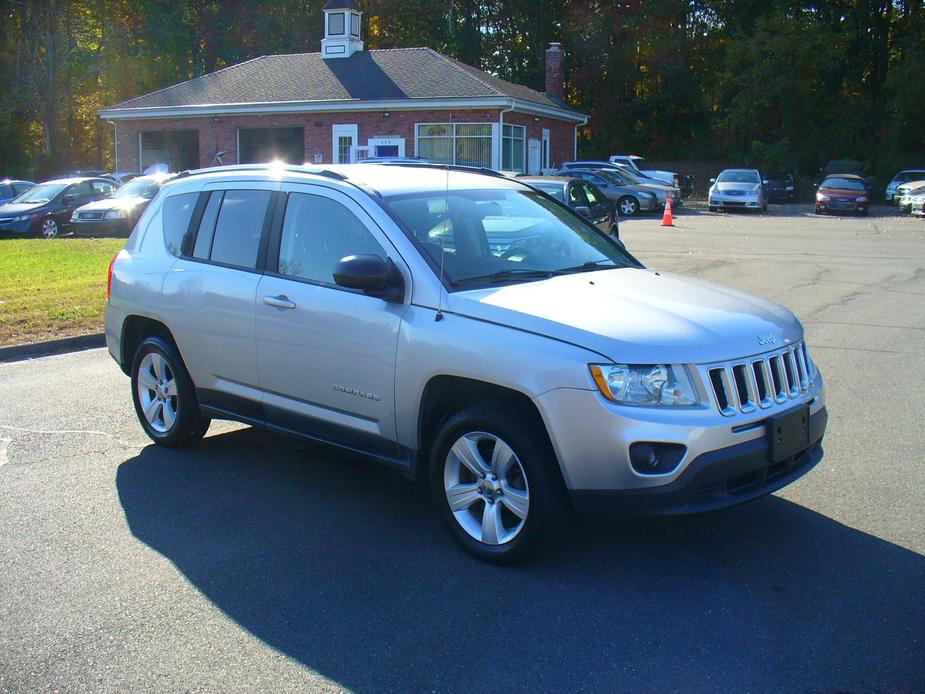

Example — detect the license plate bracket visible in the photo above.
[767,406,810,462]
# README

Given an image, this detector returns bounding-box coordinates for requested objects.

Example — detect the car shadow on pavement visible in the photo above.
[116,427,924,693]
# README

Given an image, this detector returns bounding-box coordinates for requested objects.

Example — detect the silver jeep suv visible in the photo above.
[106,163,827,562]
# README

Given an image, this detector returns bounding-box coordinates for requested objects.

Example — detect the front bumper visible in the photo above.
[0,218,37,235]
[816,200,867,214]
[709,194,763,209]
[535,372,825,508]
[571,407,826,516]
[71,218,132,237]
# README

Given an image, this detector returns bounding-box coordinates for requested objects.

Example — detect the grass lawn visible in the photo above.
[0,237,125,347]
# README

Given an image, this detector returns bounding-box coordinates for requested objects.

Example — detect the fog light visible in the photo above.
[629,442,686,475]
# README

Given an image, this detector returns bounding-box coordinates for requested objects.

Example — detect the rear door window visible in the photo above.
[0,184,11,199]
[208,190,272,269]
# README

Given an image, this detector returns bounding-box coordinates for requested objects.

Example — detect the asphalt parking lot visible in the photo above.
[1,205,923,693]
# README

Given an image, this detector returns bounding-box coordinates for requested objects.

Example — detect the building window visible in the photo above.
[501,124,526,173]
[328,12,345,35]
[416,123,492,168]
[351,13,360,36]
[337,136,353,163]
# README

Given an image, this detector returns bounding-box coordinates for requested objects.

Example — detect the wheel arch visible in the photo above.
[415,375,562,485]
[119,315,179,376]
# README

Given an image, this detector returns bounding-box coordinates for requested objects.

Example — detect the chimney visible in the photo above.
[545,42,564,100]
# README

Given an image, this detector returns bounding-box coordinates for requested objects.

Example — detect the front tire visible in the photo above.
[40,216,58,239]
[429,404,565,563]
[131,336,209,447]
[617,196,640,217]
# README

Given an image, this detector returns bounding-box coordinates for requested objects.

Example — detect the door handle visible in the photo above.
[263,295,296,310]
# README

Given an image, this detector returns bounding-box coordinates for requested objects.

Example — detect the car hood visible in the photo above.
[448,268,802,364]
[714,182,761,193]
[0,201,47,215]
[76,196,147,212]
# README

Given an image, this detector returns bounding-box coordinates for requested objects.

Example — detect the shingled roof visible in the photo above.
[101,47,584,119]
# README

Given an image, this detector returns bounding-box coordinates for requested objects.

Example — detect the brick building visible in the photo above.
[99,0,587,175]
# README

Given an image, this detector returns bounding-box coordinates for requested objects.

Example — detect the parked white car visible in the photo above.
[709,169,768,212]
[885,169,925,204]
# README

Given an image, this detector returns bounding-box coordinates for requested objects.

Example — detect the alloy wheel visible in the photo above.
[443,431,530,546]
[41,218,58,239]
[136,352,178,433]
[619,198,638,216]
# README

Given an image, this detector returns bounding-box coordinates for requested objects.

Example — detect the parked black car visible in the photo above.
[519,175,619,238]
[764,171,796,202]
[0,179,35,205]
[0,177,116,238]
[71,174,172,237]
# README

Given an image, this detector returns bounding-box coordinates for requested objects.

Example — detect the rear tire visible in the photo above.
[131,336,210,448]
[429,403,565,563]
[709,206,718,213]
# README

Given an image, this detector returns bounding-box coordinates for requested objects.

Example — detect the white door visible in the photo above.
[332,124,358,164]
[528,139,542,175]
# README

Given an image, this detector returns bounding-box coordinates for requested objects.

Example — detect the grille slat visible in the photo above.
[706,342,812,416]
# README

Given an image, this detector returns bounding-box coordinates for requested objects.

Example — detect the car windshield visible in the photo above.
[14,183,66,204]
[822,177,866,191]
[593,170,628,186]
[612,167,642,184]
[115,178,161,199]
[895,171,925,183]
[383,188,640,289]
[717,170,760,184]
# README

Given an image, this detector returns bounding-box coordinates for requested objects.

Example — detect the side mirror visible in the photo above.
[709,177,716,184]
[574,205,591,217]
[62,194,77,205]
[333,254,403,302]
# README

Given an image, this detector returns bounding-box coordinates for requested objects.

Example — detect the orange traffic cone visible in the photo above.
[661,198,674,227]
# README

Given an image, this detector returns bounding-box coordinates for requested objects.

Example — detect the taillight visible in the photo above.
[107,253,118,301]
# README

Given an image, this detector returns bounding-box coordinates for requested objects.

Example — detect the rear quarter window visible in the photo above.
[162,193,199,256]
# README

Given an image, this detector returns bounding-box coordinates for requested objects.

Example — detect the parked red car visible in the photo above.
[815,175,869,216]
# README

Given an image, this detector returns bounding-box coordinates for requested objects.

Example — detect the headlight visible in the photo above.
[589,364,698,407]
[639,191,656,199]
[816,193,829,201]
[14,214,37,222]
[104,209,128,220]
[785,185,794,191]
[856,196,868,203]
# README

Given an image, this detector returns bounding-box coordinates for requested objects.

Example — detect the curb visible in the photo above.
[0,333,106,364]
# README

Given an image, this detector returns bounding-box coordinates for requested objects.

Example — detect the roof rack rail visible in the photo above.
[172,163,348,181]
[369,161,506,179]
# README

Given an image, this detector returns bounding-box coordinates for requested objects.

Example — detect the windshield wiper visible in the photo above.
[452,268,562,287]
[557,260,620,274]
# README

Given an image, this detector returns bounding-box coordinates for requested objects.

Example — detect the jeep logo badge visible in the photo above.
[757,335,776,346]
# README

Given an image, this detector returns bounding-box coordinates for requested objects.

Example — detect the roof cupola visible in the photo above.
[322,0,364,59]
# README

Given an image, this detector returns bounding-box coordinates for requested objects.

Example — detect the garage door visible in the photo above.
[238,127,305,164]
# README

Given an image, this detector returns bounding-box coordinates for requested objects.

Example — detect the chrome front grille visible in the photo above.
[706,343,814,416]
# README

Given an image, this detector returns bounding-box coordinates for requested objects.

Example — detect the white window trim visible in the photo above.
[332,123,358,164]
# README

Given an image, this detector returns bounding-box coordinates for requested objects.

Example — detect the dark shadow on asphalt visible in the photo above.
[116,427,924,693]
